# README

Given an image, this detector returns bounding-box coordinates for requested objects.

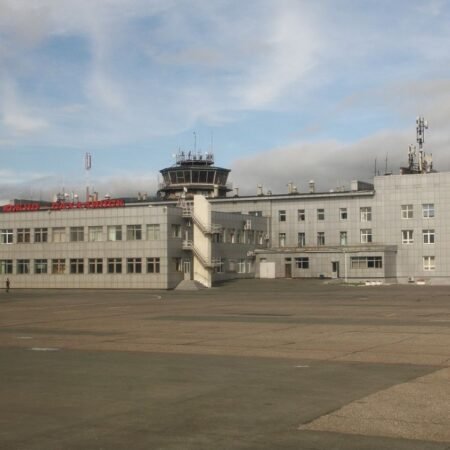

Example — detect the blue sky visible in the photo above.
[1,0,450,199]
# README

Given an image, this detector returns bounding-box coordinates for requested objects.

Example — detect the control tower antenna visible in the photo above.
[416,116,428,150]
[85,152,92,202]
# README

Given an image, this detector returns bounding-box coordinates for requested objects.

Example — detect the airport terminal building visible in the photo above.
[1,119,449,287]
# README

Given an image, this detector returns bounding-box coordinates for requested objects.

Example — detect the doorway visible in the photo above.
[183,260,192,280]
[285,263,292,278]
[332,261,340,278]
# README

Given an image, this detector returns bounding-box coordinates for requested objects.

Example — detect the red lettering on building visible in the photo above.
[2,203,41,213]
[2,199,125,213]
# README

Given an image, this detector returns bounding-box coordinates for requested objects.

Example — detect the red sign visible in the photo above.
[2,199,125,213]
[2,203,41,213]
[50,199,125,210]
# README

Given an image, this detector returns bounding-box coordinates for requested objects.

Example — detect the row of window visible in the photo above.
[218,229,265,245]
[290,255,435,271]
[278,204,435,223]
[279,230,371,247]
[0,257,161,275]
[278,229,437,247]
[0,224,164,245]
[402,229,435,244]
[213,258,253,274]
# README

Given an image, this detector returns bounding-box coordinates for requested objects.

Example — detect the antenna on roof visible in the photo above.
[416,116,428,150]
[85,152,92,202]
[193,131,197,152]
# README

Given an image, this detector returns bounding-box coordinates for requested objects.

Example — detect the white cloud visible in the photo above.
[0,80,49,135]
[229,129,439,195]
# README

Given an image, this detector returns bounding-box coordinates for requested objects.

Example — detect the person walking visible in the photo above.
[6,278,10,293]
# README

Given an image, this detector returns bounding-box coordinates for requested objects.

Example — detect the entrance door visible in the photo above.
[285,263,292,278]
[332,261,340,278]
[183,260,192,280]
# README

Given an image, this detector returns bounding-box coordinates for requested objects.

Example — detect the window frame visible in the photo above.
[34,259,48,274]
[423,256,435,271]
[127,257,142,273]
[1,229,14,244]
[70,258,84,274]
[423,229,435,244]
[107,258,122,274]
[360,228,373,244]
[107,225,122,241]
[147,257,161,274]
[88,258,103,274]
[17,228,31,243]
[52,259,66,274]
[127,225,142,241]
[294,257,309,269]
[401,204,413,219]
[70,227,84,242]
[422,203,435,218]
[401,230,414,244]
[360,207,372,222]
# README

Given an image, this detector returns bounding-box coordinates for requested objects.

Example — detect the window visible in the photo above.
[317,209,325,220]
[88,258,103,274]
[401,230,414,244]
[52,259,66,274]
[34,228,48,243]
[171,224,182,238]
[340,231,348,245]
[298,209,305,221]
[295,257,309,269]
[423,229,435,244]
[1,229,13,244]
[127,257,142,273]
[70,258,84,274]
[107,225,122,241]
[52,227,66,243]
[17,228,31,243]
[279,210,286,222]
[70,227,84,242]
[340,208,348,220]
[257,231,265,246]
[88,226,103,242]
[107,258,122,274]
[34,259,48,274]
[147,257,160,273]
[350,256,383,269]
[422,203,435,218]
[298,232,306,247]
[360,229,373,243]
[146,224,160,240]
[174,257,182,272]
[423,256,435,271]
[279,233,286,247]
[237,259,246,273]
[317,232,325,246]
[127,225,142,240]
[401,204,413,219]
[360,207,372,222]
[229,229,235,244]
[0,260,13,274]
[214,258,225,273]
[17,259,30,274]
[248,211,262,217]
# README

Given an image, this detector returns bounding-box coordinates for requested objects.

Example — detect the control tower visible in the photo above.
[158,151,231,200]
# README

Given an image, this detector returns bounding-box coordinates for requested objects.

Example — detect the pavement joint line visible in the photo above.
[328,335,418,362]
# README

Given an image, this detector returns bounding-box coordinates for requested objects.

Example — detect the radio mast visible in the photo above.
[85,152,92,201]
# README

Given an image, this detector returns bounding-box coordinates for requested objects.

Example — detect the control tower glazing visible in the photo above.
[158,151,231,200]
